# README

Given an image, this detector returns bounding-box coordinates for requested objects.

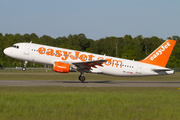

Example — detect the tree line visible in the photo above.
[0,33,180,68]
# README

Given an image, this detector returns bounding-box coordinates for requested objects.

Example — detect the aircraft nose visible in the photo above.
[3,48,8,55]
[3,48,11,56]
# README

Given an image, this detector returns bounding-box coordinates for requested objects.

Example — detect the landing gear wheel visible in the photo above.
[22,67,26,71]
[22,61,28,71]
[79,76,85,83]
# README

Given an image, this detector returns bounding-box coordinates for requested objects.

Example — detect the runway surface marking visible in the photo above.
[0,80,180,87]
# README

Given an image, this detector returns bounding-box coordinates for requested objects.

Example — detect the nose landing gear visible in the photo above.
[22,61,28,71]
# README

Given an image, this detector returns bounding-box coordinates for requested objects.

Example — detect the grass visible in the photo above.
[0,68,180,81]
[0,87,180,120]
[0,68,53,73]
[0,71,180,119]
[0,71,180,81]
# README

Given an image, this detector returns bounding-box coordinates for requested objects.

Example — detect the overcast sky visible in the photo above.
[1,0,180,40]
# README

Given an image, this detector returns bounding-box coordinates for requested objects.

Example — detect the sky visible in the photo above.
[1,0,180,40]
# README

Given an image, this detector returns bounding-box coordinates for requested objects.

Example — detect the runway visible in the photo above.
[0,80,180,87]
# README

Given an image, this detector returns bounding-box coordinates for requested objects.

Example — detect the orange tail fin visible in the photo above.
[139,39,176,67]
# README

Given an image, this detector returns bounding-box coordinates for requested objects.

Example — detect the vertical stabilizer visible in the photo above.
[139,39,176,67]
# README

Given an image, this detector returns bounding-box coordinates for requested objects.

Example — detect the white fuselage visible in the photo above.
[3,42,174,76]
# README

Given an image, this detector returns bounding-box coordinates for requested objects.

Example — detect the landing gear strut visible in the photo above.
[22,61,28,71]
[78,73,85,83]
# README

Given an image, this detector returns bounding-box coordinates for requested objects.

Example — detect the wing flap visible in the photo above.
[72,60,107,72]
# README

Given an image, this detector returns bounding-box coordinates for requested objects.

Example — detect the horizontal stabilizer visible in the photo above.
[152,68,174,75]
[152,68,172,72]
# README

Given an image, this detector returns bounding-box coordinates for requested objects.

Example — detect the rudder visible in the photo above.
[139,39,176,67]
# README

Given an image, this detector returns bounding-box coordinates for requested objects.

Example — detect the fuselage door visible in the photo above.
[136,63,142,74]
[24,44,30,55]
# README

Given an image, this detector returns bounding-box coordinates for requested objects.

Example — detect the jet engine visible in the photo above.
[53,61,77,73]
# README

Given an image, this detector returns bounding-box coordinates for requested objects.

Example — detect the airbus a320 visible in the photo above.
[3,39,176,82]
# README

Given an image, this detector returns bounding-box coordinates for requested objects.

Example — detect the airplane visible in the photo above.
[3,39,176,82]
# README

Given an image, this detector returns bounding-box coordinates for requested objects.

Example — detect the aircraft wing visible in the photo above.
[72,60,107,71]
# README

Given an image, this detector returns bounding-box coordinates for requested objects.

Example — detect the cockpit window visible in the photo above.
[11,45,19,49]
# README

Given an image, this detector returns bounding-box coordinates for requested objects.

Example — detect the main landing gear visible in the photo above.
[78,73,85,83]
[22,61,28,71]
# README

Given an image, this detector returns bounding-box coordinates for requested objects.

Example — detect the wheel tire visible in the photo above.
[22,67,26,71]
[79,76,85,83]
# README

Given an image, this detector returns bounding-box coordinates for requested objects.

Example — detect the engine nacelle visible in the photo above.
[53,62,77,73]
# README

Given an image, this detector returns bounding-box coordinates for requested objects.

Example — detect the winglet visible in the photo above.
[139,39,176,67]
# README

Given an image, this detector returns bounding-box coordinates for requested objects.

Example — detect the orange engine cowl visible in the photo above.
[53,62,70,73]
